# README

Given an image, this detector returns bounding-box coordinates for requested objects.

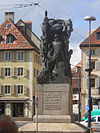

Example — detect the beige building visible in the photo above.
[72,62,81,116]
[0,12,41,120]
[80,27,100,117]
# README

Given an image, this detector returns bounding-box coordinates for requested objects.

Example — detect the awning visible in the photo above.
[0,97,29,102]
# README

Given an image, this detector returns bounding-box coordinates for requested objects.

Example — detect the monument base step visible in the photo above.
[19,122,90,133]
[33,115,73,123]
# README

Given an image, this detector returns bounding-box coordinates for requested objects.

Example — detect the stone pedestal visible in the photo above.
[33,84,73,123]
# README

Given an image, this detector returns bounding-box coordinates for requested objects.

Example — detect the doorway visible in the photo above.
[12,103,24,117]
[0,103,5,115]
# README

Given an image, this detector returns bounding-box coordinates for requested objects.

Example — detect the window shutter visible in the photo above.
[12,51,16,61]
[25,69,29,78]
[11,68,14,77]
[86,49,89,56]
[11,85,14,95]
[14,68,17,77]
[27,69,29,79]
[0,52,1,62]
[0,85,1,95]
[0,52,3,62]
[24,68,27,77]
[95,61,100,71]
[24,86,27,95]
[1,68,4,77]
[0,68,1,77]
[95,49,99,56]
[1,85,4,95]
[86,78,89,89]
[24,87,29,96]
[24,52,26,61]
[14,85,17,95]
[27,87,29,96]
[95,77,99,89]
[0,52,4,62]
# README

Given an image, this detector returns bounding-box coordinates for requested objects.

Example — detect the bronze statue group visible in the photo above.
[37,11,73,84]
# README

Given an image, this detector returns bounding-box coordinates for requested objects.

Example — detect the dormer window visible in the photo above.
[96,32,100,40]
[6,34,15,43]
[0,35,3,43]
[6,24,11,29]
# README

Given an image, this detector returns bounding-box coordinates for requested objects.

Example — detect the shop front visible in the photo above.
[0,99,31,120]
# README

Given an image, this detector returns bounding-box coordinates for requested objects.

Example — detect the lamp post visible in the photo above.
[77,66,81,122]
[84,16,96,127]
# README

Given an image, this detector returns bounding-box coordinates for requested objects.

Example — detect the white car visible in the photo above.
[80,115,100,131]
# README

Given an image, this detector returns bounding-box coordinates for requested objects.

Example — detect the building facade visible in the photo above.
[80,27,100,117]
[72,62,81,116]
[0,12,41,120]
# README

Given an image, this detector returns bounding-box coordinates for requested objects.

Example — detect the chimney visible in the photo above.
[5,12,14,22]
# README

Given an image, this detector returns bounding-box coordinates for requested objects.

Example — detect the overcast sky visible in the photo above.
[0,0,99,67]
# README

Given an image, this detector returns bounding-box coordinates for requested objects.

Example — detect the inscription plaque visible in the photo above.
[43,92,62,110]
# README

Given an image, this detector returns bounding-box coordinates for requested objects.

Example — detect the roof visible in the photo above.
[0,18,40,51]
[80,26,100,48]
[24,21,32,23]
[16,19,40,42]
[72,61,81,72]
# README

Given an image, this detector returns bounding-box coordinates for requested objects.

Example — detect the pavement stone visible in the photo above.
[18,122,90,133]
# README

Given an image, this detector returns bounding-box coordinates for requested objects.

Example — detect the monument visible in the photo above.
[32,11,89,133]
[34,10,73,123]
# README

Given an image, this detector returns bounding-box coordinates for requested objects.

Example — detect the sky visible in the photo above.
[0,0,100,67]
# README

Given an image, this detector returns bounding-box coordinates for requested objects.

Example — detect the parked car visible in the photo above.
[80,109,100,131]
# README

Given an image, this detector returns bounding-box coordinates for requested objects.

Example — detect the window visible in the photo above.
[5,68,10,77]
[20,26,25,32]
[91,117,96,122]
[98,117,100,122]
[5,52,11,61]
[73,100,78,104]
[6,34,15,43]
[37,70,39,76]
[73,88,78,94]
[91,78,95,87]
[6,24,11,29]
[18,52,24,60]
[5,85,10,94]
[17,85,23,94]
[91,49,95,55]
[34,54,40,64]
[93,99,98,105]
[12,103,24,117]
[96,32,100,40]
[18,67,23,76]
[91,62,95,70]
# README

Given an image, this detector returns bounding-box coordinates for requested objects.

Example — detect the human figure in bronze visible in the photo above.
[37,11,73,84]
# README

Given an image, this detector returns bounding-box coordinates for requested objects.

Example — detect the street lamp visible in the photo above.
[84,16,96,127]
[76,66,81,122]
